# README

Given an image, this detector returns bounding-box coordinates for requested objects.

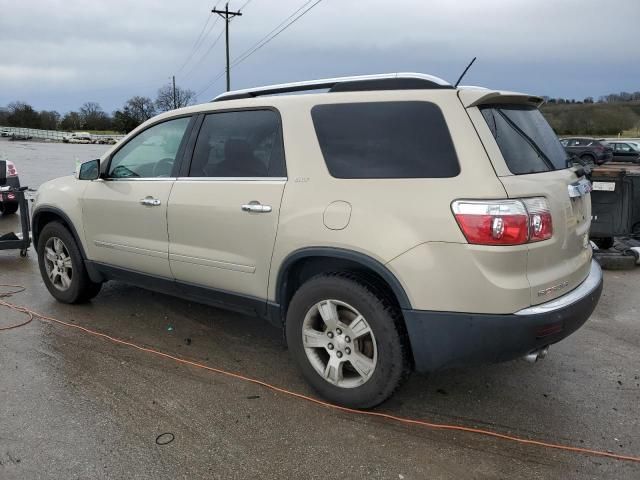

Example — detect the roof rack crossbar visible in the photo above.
[212,73,452,102]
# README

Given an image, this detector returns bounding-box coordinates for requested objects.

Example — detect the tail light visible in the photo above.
[6,161,17,177]
[452,198,553,246]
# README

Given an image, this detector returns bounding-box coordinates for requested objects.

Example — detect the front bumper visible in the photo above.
[403,260,603,373]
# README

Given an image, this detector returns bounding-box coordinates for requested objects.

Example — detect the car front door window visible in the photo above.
[108,117,191,179]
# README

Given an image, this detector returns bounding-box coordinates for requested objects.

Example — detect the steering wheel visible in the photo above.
[153,157,174,177]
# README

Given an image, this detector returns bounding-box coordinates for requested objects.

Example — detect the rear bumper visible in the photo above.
[0,176,21,203]
[403,260,603,372]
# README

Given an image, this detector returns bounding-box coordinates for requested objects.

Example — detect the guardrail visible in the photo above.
[0,126,125,142]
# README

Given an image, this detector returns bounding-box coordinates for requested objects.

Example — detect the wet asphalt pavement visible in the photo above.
[1,139,639,479]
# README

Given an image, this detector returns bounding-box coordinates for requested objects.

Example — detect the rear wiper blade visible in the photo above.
[496,110,556,172]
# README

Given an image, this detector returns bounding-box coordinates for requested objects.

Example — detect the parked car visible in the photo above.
[559,137,613,165]
[607,141,640,163]
[31,73,603,408]
[0,128,11,137]
[0,160,21,215]
[9,133,33,141]
[93,137,118,145]
[63,132,93,144]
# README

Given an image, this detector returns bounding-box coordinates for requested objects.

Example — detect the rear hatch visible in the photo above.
[461,90,592,305]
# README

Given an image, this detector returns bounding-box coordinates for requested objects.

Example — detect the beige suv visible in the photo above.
[32,73,603,408]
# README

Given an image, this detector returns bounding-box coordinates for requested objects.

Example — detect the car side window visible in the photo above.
[618,143,631,152]
[108,117,191,179]
[189,110,285,178]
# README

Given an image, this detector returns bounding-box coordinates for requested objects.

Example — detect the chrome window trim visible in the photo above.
[175,177,287,182]
[515,260,602,316]
[100,177,176,182]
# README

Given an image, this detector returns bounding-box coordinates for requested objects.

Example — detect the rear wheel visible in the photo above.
[37,222,102,303]
[286,273,410,409]
[0,201,19,215]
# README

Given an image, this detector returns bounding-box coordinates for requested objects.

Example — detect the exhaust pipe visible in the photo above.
[524,347,549,363]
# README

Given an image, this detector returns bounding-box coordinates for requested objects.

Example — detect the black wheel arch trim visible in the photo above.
[32,206,103,282]
[276,247,412,310]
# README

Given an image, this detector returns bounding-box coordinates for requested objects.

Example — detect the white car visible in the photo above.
[63,132,93,144]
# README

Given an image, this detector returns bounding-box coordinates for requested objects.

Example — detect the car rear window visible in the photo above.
[480,105,568,175]
[311,101,460,178]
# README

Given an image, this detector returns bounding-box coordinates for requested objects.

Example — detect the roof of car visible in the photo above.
[136,73,542,134]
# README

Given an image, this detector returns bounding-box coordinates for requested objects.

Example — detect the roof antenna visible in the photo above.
[454,57,477,88]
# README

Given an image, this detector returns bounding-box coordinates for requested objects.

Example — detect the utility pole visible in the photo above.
[212,2,242,91]
[172,75,177,109]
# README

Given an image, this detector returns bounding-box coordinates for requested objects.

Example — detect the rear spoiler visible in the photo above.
[457,87,544,108]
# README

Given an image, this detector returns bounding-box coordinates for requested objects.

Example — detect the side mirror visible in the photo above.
[76,159,101,180]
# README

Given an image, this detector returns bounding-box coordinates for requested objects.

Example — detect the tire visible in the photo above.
[592,237,614,250]
[0,201,19,215]
[286,273,410,409]
[37,222,102,303]
[580,154,596,167]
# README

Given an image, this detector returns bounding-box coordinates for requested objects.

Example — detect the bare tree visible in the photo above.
[125,96,156,123]
[60,111,82,131]
[39,110,61,130]
[155,84,196,112]
[79,102,111,130]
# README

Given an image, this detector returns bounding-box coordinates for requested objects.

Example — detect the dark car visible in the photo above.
[560,137,613,165]
[607,141,640,163]
[0,160,21,215]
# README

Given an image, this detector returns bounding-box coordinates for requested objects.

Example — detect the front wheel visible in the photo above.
[37,222,102,303]
[286,273,410,409]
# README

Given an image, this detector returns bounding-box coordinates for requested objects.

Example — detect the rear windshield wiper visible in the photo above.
[496,109,556,172]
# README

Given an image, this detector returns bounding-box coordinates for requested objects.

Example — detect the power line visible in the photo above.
[195,0,323,98]
[175,1,222,76]
[238,0,252,11]
[182,26,226,82]
[232,0,316,67]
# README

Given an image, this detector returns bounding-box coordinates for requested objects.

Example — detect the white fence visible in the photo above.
[0,126,125,142]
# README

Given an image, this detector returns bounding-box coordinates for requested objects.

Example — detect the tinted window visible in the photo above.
[480,105,568,175]
[190,110,285,178]
[109,117,191,178]
[311,102,459,179]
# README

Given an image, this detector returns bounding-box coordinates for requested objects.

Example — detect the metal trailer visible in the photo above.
[589,162,640,268]
[0,160,31,257]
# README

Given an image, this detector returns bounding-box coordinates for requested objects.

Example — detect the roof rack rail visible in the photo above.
[212,72,453,102]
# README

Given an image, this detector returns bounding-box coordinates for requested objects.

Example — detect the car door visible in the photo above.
[613,142,637,162]
[167,109,286,305]
[82,116,193,278]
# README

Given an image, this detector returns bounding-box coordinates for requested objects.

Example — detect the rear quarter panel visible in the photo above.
[267,90,509,306]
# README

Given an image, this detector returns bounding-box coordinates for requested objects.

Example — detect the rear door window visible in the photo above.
[189,109,285,178]
[480,105,568,174]
[311,101,460,179]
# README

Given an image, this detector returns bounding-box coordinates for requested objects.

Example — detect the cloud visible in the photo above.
[0,0,638,112]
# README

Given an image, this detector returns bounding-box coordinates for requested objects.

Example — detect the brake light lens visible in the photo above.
[452,198,553,245]
[6,161,17,177]
[522,197,553,242]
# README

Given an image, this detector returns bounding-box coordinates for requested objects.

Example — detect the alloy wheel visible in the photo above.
[301,299,378,388]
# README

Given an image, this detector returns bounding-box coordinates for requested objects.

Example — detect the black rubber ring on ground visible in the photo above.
[155,433,175,446]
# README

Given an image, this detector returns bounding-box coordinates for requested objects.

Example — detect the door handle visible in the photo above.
[140,196,161,207]
[241,201,272,213]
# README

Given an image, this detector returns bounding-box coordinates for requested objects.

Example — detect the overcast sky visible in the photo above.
[1,0,638,114]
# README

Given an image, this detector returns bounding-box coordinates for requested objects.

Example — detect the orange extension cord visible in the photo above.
[1,286,639,465]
